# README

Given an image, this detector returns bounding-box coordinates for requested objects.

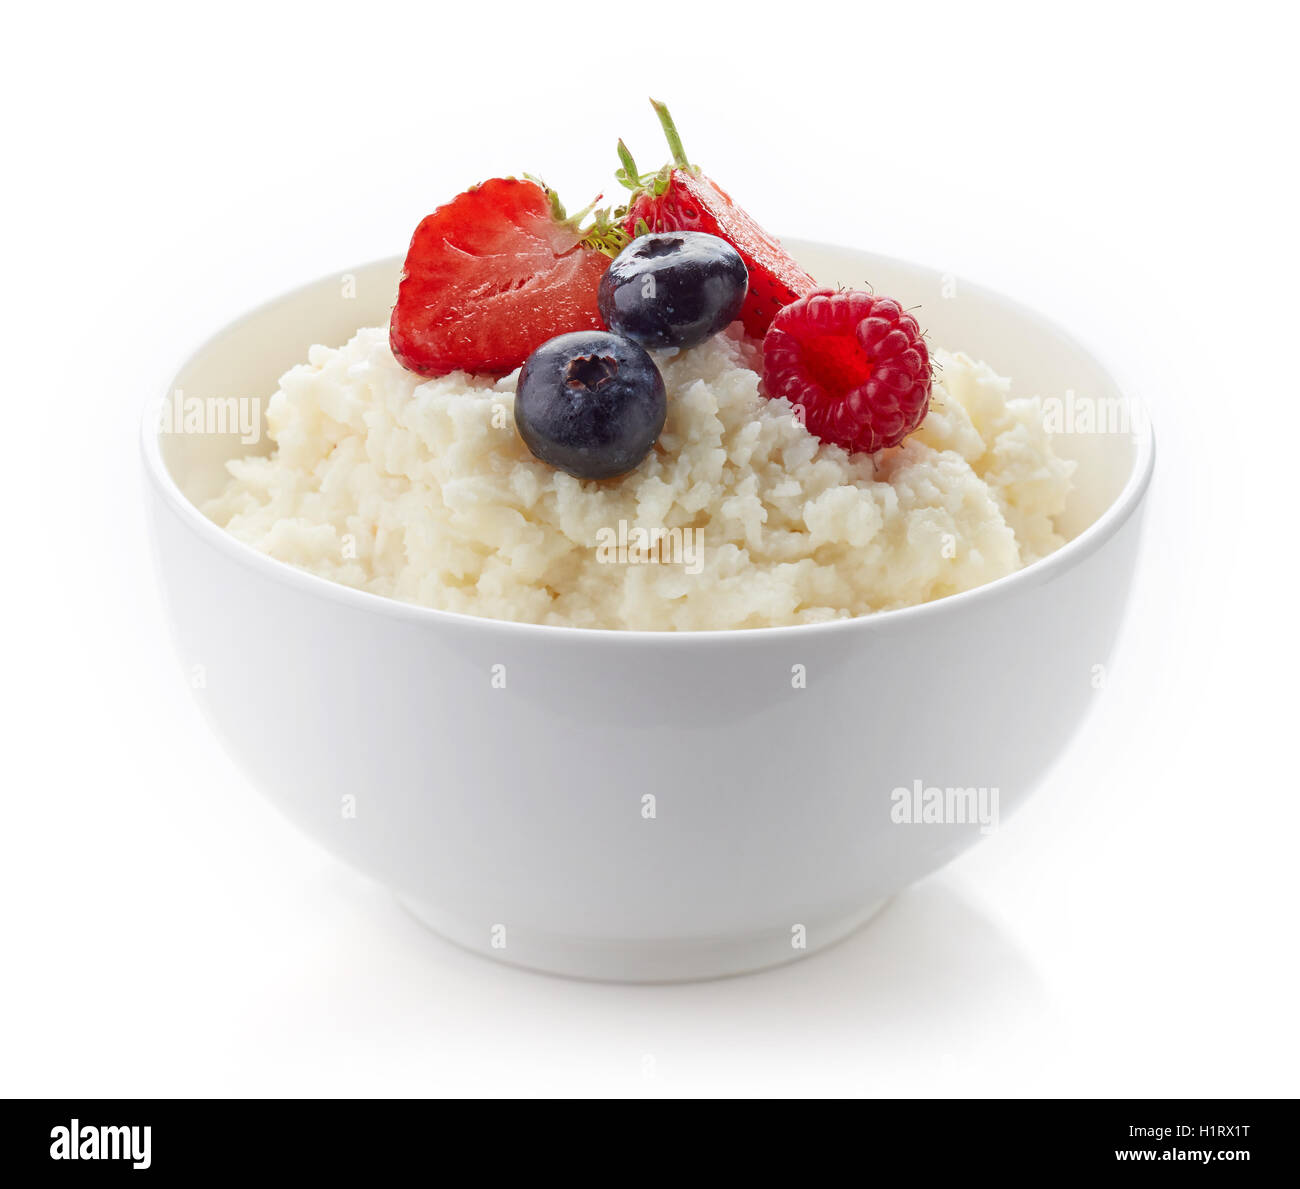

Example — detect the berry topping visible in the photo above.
[614,101,817,337]
[762,290,932,454]
[390,178,611,378]
[515,331,667,480]
[598,231,748,350]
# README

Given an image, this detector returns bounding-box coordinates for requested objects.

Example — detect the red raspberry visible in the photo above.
[762,290,932,454]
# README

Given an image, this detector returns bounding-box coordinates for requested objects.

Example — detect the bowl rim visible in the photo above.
[140,241,1156,645]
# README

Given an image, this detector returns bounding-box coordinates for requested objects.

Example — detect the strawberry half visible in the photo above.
[614,102,817,337]
[390,178,613,377]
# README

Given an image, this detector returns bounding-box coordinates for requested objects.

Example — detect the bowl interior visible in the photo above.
[157,242,1144,541]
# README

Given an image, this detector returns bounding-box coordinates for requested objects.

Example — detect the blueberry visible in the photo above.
[598,231,748,350]
[515,331,667,480]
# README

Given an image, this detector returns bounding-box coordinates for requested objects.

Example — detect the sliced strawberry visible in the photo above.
[390,178,611,377]
[616,102,817,337]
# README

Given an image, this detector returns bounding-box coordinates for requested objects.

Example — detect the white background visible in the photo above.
[3,0,1297,1096]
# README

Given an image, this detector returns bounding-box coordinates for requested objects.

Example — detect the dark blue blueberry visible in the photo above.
[597,231,748,350]
[515,331,667,480]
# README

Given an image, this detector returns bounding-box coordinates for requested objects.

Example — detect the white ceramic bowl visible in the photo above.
[141,241,1154,982]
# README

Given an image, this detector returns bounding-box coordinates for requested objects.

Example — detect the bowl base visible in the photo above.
[395,895,890,983]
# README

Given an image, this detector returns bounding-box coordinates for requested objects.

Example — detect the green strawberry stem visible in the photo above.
[522,172,629,255]
[579,206,633,258]
[564,193,604,227]
[616,140,640,187]
[649,98,695,173]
